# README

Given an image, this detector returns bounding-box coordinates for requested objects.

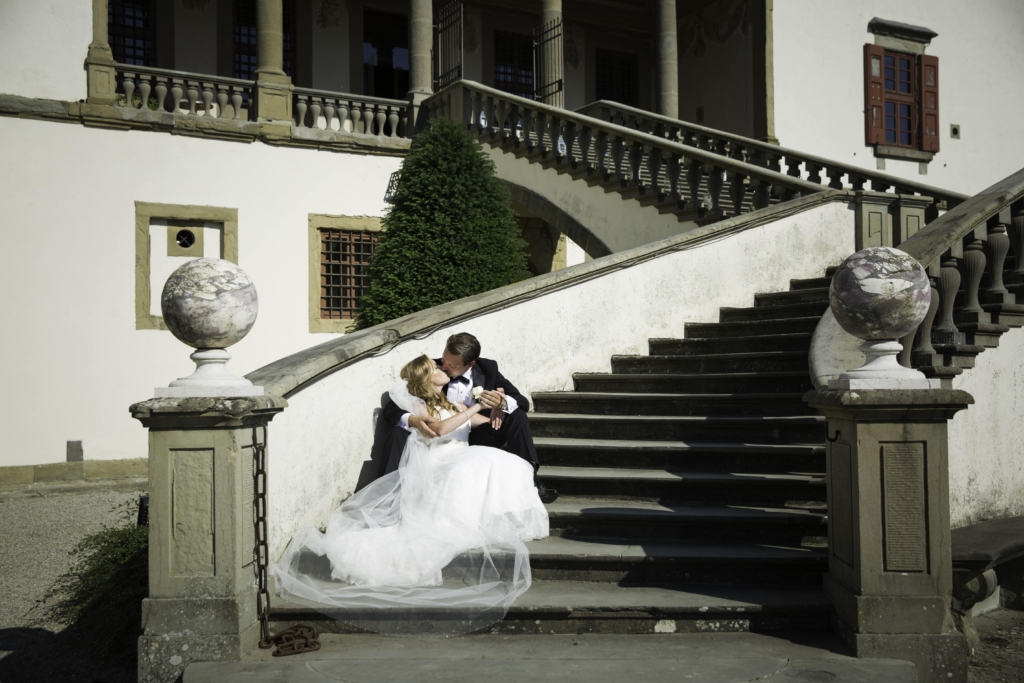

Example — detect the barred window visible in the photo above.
[233,0,296,81]
[108,0,156,66]
[595,48,638,107]
[494,31,534,100]
[320,229,379,320]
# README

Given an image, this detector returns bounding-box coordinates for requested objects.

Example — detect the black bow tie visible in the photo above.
[450,375,471,385]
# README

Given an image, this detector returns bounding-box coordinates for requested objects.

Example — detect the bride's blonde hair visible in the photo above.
[401,355,461,419]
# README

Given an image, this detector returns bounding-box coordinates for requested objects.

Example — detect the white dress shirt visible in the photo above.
[399,365,518,431]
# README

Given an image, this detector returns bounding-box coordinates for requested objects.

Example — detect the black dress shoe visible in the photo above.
[536,483,559,504]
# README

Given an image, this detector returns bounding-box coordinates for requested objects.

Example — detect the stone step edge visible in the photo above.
[533,391,810,401]
[529,413,824,423]
[539,466,825,485]
[534,437,825,454]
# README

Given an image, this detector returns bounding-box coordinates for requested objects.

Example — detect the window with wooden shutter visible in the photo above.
[920,55,940,152]
[863,44,938,153]
[864,44,886,145]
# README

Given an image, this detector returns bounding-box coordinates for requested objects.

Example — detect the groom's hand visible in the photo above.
[408,415,438,439]
[478,389,505,410]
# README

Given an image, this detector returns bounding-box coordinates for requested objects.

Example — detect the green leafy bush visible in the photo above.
[42,499,148,660]
[356,117,532,329]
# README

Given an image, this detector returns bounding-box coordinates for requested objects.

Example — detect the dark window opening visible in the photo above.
[233,0,296,81]
[320,230,379,320]
[595,48,638,107]
[108,0,156,66]
[363,10,410,99]
[882,52,915,148]
[493,31,534,99]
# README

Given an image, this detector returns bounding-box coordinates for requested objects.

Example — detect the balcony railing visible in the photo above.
[292,88,409,138]
[115,64,255,120]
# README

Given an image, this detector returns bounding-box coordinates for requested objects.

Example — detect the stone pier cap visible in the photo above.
[803,388,973,419]
[130,395,288,429]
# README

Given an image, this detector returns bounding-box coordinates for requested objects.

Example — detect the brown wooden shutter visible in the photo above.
[864,44,886,145]
[920,54,940,152]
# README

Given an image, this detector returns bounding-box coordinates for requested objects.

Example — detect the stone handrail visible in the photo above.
[422,81,825,221]
[292,86,409,137]
[577,99,969,217]
[115,63,255,120]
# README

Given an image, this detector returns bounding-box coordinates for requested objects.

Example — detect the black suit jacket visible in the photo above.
[381,357,530,426]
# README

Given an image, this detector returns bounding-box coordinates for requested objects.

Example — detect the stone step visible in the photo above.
[573,371,814,394]
[789,275,834,290]
[718,302,828,323]
[527,535,827,583]
[268,582,835,635]
[535,437,825,473]
[545,497,827,546]
[528,413,825,444]
[538,465,825,505]
[684,317,821,339]
[610,351,809,374]
[532,391,815,417]
[649,333,813,355]
[755,288,831,307]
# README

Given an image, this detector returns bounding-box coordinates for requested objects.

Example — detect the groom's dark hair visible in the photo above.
[446,333,481,364]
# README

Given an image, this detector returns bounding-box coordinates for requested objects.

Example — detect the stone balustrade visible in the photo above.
[578,100,970,219]
[292,88,409,137]
[424,81,824,223]
[116,65,255,120]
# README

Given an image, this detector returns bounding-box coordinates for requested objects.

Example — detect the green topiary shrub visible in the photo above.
[356,117,532,329]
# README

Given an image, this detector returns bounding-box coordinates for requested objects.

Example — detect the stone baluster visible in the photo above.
[185,80,199,115]
[728,171,746,216]
[933,254,964,345]
[519,106,533,148]
[627,140,642,183]
[215,84,229,118]
[911,276,941,360]
[1008,205,1024,285]
[805,162,823,185]
[645,146,663,194]
[594,130,608,173]
[848,173,867,192]
[535,111,549,151]
[469,91,482,131]
[871,178,892,192]
[374,105,386,136]
[387,106,399,137]
[705,165,724,218]
[230,86,244,120]
[494,99,507,137]
[349,101,363,133]
[562,122,576,161]
[169,79,184,113]
[335,100,349,132]
[549,115,562,156]
[956,237,988,322]
[665,153,681,200]
[764,152,782,197]
[686,158,703,211]
[295,95,308,127]
[784,155,803,185]
[121,73,136,107]
[154,77,169,112]
[363,104,375,135]
[309,97,322,129]
[323,98,336,131]
[982,221,1011,302]
[201,83,214,116]
[138,75,152,110]
[752,180,771,210]
[481,96,494,135]
[610,135,626,178]
[826,168,845,190]
[577,126,593,170]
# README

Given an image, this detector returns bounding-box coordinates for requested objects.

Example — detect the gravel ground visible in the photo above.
[0,482,146,683]
[969,608,1024,683]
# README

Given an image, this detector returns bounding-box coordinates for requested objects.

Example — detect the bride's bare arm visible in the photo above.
[431,403,483,436]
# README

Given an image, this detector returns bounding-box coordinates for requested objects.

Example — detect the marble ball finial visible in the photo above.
[829,246,931,342]
[161,258,258,350]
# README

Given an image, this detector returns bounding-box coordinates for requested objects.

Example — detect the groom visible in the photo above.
[379,332,558,503]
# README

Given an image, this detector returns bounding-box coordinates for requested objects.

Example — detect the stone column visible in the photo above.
[539,0,564,108]
[407,0,434,132]
[86,0,118,105]
[804,388,972,683]
[655,0,678,118]
[253,0,292,121]
[132,396,286,683]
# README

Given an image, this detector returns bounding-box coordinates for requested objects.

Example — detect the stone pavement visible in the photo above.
[185,632,917,683]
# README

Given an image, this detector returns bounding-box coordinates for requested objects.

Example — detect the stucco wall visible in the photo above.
[773,0,1024,195]
[0,1,91,102]
[948,328,1024,528]
[263,201,856,560]
[0,116,399,467]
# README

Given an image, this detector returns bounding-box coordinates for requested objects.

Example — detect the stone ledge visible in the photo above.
[130,395,288,429]
[0,457,148,487]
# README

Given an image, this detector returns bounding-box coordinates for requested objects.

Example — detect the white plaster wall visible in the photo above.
[0,1,91,102]
[174,0,218,76]
[311,4,350,93]
[948,328,1024,528]
[773,0,1024,195]
[677,26,755,137]
[0,116,400,467]
[265,202,856,559]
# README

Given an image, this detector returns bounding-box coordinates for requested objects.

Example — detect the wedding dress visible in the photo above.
[270,382,549,635]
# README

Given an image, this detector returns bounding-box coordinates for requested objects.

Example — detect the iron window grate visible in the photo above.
[320,229,379,320]
[109,0,156,66]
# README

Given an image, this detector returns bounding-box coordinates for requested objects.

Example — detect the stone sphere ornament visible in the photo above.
[154,258,264,398]
[827,247,939,390]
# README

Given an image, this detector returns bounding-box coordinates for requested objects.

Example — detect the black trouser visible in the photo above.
[380,409,540,478]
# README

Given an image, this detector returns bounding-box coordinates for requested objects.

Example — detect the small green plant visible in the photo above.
[42,498,149,660]
[355,117,532,329]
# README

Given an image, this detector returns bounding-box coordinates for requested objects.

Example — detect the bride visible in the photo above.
[271,355,549,635]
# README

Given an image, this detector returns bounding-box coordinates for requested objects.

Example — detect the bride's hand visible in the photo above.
[408,415,438,439]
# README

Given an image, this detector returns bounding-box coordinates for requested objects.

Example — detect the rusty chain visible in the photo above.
[252,424,321,657]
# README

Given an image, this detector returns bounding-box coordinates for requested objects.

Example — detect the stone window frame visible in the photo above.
[135,202,239,331]
[308,214,384,334]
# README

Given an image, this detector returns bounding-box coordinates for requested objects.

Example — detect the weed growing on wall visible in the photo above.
[42,498,148,661]
[356,117,532,328]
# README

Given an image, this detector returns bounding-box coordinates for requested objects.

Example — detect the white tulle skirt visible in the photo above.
[270,428,549,636]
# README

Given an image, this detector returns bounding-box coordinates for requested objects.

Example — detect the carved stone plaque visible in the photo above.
[830,441,854,567]
[881,442,928,572]
[170,449,216,577]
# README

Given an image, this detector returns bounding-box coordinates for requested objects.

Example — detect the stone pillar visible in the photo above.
[253,0,292,121]
[539,0,564,108]
[891,195,933,247]
[854,191,896,250]
[132,396,286,683]
[655,0,678,118]
[86,0,118,105]
[406,0,433,132]
[804,388,972,683]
